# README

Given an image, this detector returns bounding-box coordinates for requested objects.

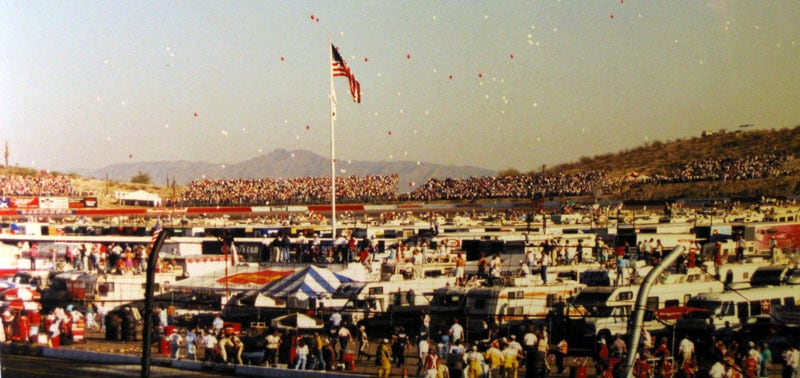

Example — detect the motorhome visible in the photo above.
[43,268,183,309]
[561,268,724,346]
[326,261,458,327]
[428,276,585,341]
[675,285,800,335]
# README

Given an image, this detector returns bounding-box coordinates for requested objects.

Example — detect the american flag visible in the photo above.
[148,220,163,252]
[331,43,361,103]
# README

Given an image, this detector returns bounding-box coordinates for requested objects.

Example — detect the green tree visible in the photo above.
[131,171,151,184]
[498,168,522,177]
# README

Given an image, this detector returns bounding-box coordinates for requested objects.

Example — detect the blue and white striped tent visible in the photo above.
[256,265,351,301]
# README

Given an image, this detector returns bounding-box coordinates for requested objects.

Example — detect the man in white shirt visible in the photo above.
[212,313,224,334]
[523,326,538,350]
[540,252,551,284]
[201,330,219,362]
[449,318,464,344]
[264,330,281,367]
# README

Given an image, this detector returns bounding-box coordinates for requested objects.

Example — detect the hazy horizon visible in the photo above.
[3,1,798,173]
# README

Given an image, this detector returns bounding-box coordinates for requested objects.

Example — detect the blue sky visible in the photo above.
[2,1,798,174]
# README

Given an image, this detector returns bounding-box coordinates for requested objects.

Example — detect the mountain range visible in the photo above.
[78,149,496,192]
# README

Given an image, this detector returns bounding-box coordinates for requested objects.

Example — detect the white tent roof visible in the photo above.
[115,190,162,202]
[257,265,350,299]
[270,312,324,331]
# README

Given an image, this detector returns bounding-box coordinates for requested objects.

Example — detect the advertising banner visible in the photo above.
[83,197,98,208]
[9,197,39,209]
[69,198,85,208]
[39,197,69,209]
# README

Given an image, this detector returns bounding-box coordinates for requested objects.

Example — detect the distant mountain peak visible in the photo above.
[79,149,495,192]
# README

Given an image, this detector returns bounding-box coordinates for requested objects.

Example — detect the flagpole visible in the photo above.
[329,39,338,242]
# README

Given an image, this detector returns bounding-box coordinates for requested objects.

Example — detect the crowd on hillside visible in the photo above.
[2,153,795,205]
[648,153,794,184]
[0,172,76,197]
[402,171,610,201]
[175,174,399,206]
[172,153,796,205]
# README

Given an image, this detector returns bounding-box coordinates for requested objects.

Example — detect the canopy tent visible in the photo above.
[256,265,351,303]
[270,312,324,331]
[114,190,162,207]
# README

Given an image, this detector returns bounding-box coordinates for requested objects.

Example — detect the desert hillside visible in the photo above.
[4,126,800,206]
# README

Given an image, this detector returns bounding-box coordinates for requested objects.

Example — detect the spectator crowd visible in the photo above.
[176,174,399,206]
[1,153,795,206]
[646,153,794,184]
[403,171,610,201]
[0,172,76,197]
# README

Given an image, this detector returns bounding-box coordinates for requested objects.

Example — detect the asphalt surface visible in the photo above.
[0,327,589,377]
[0,354,227,378]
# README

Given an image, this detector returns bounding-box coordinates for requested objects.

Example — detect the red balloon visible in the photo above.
[449,75,453,80]
[610,14,614,19]
[509,53,514,59]
[193,112,198,117]
[364,57,368,62]
[310,14,314,20]
[406,54,411,59]
[306,125,310,130]
[388,131,392,135]
[315,17,319,22]
[280,56,285,61]
[478,73,483,78]
[129,154,133,159]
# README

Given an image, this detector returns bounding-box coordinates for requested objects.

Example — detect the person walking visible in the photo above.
[264,329,281,367]
[485,341,505,378]
[760,343,772,378]
[167,328,184,360]
[417,337,430,377]
[423,349,440,378]
[185,327,198,361]
[358,325,370,360]
[376,338,393,378]
[337,324,352,358]
[201,330,218,363]
[503,339,522,378]
[464,345,485,378]
[294,339,309,370]
[28,243,38,270]
[736,235,746,261]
